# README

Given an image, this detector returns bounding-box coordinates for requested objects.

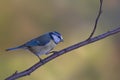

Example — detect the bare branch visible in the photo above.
[5,27,120,80]
[87,0,103,39]
[5,0,120,80]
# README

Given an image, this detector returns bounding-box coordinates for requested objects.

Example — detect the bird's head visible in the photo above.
[49,31,63,44]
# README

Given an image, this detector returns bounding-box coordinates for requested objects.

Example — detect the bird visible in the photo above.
[6,31,63,61]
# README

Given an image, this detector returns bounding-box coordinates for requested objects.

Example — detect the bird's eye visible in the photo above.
[58,36,61,39]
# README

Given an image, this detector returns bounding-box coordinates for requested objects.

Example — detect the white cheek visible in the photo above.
[52,35,60,43]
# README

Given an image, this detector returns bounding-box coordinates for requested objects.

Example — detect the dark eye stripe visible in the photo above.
[59,36,62,39]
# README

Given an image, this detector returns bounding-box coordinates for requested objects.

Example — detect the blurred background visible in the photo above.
[0,0,120,80]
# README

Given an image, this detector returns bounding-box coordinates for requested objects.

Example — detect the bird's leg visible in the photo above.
[50,51,60,56]
[46,51,58,55]
[37,55,43,63]
[50,51,59,55]
[50,51,58,54]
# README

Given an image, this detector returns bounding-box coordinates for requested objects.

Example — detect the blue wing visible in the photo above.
[6,33,51,51]
[25,33,51,46]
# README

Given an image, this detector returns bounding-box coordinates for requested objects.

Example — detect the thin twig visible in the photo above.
[5,27,120,80]
[87,0,103,40]
[5,0,120,80]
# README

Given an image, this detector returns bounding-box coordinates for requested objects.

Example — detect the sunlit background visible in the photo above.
[0,0,120,80]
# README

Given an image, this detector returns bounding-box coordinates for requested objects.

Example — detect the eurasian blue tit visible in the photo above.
[6,31,63,61]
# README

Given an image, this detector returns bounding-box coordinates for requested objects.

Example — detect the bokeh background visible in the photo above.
[0,0,120,80]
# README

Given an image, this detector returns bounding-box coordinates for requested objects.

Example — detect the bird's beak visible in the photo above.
[61,39,63,42]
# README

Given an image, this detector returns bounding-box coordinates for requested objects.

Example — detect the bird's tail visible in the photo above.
[5,45,24,51]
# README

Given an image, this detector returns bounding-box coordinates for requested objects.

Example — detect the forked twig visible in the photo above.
[5,0,120,80]
[5,26,120,80]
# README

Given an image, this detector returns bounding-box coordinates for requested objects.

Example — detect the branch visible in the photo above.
[5,0,120,80]
[87,0,103,39]
[5,27,120,80]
